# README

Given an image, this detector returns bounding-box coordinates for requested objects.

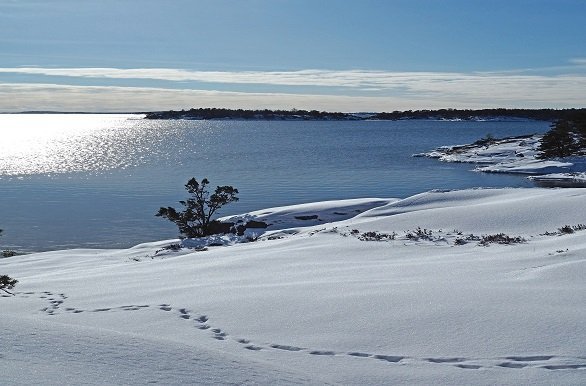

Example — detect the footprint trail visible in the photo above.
[14,291,586,372]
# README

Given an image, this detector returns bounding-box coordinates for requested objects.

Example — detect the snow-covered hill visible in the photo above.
[2,188,585,385]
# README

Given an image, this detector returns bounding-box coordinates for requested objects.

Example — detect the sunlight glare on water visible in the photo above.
[0,114,148,176]
[0,115,550,251]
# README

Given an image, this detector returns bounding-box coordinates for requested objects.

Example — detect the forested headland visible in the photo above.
[144,107,586,121]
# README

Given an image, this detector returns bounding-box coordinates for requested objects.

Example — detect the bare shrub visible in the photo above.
[479,233,526,246]
[558,225,575,234]
[0,275,18,295]
[358,231,397,241]
[405,227,434,241]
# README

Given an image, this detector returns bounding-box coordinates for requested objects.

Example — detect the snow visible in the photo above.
[178,198,396,249]
[529,172,586,185]
[414,134,586,184]
[2,188,586,385]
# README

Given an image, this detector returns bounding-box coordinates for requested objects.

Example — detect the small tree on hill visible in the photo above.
[156,178,239,238]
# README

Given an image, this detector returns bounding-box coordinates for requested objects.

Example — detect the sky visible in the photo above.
[0,0,585,112]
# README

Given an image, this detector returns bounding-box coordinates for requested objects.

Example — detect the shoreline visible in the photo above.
[6,186,585,254]
[414,134,586,186]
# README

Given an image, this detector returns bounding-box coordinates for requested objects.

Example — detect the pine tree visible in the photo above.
[156,178,239,238]
[537,120,580,158]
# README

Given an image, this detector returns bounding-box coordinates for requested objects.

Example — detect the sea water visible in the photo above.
[0,114,549,251]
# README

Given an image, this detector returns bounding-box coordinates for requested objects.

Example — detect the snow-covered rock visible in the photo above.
[415,134,586,186]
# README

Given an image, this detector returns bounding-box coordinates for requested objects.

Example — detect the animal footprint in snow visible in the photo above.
[245,345,262,351]
[426,357,465,363]
[373,355,404,363]
[309,350,336,356]
[212,328,227,340]
[505,355,553,362]
[542,364,586,370]
[348,352,371,358]
[120,305,149,311]
[159,304,172,311]
[192,315,210,329]
[178,308,191,319]
[455,364,482,369]
[498,362,528,369]
[270,344,304,352]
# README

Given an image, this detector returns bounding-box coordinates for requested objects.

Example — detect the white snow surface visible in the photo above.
[415,134,586,183]
[2,188,586,385]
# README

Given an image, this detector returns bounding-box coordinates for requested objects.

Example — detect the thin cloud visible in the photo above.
[0,82,581,113]
[569,58,586,65]
[1,67,586,94]
[1,64,585,111]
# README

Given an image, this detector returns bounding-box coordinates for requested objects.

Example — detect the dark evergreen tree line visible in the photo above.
[371,108,586,121]
[145,108,355,120]
[145,107,586,121]
[537,112,586,158]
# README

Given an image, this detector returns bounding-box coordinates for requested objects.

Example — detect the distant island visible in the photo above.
[144,107,586,121]
[144,108,361,120]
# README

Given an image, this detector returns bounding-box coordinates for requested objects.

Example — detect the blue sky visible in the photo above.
[1,0,585,112]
